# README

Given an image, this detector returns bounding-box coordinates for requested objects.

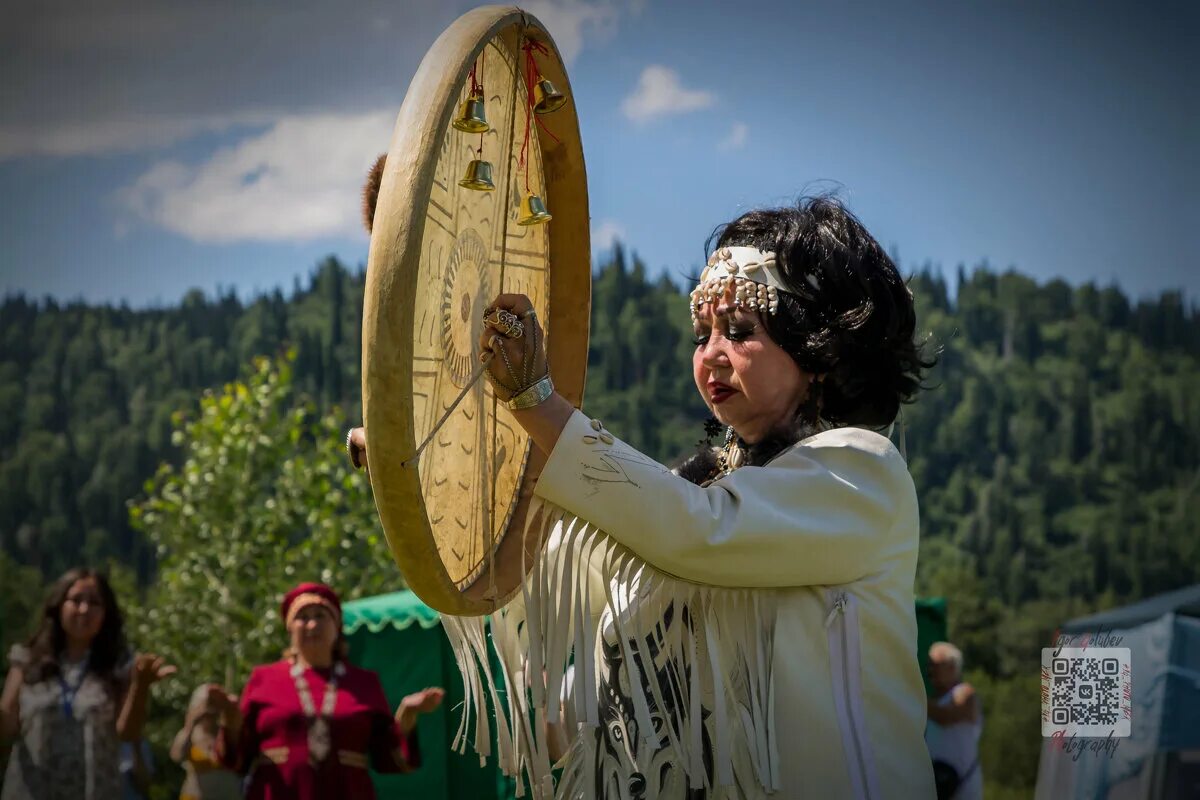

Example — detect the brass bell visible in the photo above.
[517,193,552,225]
[458,159,495,191]
[452,93,490,133]
[532,79,567,114]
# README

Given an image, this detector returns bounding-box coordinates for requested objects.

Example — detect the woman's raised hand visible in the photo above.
[398,686,445,716]
[346,427,367,470]
[132,653,177,686]
[477,293,548,401]
[394,686,445,735]
[203,684,238,714]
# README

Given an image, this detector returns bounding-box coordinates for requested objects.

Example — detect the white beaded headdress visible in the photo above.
[690,246,789,321]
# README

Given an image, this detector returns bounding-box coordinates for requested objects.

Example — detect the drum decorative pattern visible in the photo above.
[411,38,550,589]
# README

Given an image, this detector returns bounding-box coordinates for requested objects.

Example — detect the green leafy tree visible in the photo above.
[3,247,1198,798]
[0,550,42,659]
[130,353,400,709]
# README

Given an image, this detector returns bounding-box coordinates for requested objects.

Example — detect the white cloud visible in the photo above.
[521,0,623,64]
[117,110,394,243]
[1,2,635,161]
[0,2,450,161]
[0,112,275,161]
[621,66,715,123]
[591,219,626,251]
[719,121,749,151]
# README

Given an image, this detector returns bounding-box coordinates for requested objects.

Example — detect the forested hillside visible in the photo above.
[1,248,1197,795]
[0,258,364,582]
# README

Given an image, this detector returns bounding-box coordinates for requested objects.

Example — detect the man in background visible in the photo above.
[926,641,983,799]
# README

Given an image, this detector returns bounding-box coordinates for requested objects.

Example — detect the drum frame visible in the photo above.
[362,5,590,616]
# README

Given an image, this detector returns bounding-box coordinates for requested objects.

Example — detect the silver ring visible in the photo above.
[484,309,524,339]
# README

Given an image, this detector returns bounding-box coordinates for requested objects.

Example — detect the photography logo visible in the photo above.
[1041,647,1131,738]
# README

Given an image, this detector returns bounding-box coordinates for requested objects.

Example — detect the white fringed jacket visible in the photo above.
[445,409,936,800]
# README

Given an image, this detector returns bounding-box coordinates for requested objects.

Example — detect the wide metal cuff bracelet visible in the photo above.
[506,376,554,410]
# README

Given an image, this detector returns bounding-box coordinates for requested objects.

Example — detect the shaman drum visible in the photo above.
[362,6,590,616]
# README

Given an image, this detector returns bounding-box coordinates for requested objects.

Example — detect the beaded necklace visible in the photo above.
[290,660,346,763]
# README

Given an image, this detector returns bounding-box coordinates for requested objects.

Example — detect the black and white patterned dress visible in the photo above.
[588,601,713,800]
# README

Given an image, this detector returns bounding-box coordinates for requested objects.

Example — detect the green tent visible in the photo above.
[915,596,948,695]
[342,591,515,800]
[344,591,948,797]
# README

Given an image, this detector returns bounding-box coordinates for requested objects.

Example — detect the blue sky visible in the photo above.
[1,0,1195,307]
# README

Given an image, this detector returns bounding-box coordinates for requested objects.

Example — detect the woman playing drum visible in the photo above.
[353,196,936,799]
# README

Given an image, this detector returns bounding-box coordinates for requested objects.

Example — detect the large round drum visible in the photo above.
[362,6,590,616]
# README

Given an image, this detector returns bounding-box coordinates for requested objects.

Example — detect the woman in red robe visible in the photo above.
[211,582,443,800]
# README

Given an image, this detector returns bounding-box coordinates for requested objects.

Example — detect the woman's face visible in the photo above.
[289,605,338,660]
[60,577,106,647]
[692,290,810,444]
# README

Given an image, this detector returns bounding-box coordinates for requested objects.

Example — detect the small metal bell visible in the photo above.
[452,93,490,133]
[532,79,567,114]
[458,159,495,191]
[517,193,552,225]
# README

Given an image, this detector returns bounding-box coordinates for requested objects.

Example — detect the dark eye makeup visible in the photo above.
[692,320,760,346]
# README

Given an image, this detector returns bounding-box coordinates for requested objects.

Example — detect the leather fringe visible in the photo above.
[443,497,780,799]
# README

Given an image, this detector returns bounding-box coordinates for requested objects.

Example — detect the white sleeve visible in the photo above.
[534,410,914,587]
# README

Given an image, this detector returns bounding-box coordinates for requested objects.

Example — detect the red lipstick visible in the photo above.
[707,381,736,404]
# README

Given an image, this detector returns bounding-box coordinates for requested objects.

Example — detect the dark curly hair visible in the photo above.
[22,567,130,697]
[711,195,931,427]
[679,196,932,480]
